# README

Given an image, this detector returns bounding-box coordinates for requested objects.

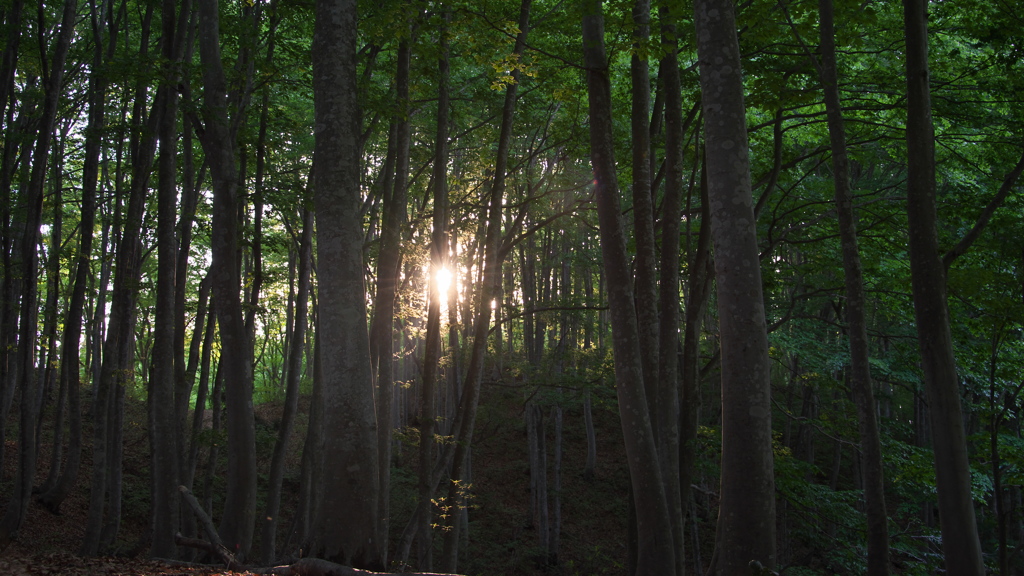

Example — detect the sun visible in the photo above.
[436,267,452,295]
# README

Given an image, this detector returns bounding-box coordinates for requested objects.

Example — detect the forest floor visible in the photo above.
[0,376,649,575]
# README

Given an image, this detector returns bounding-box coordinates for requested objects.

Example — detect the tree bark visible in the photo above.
[261,207,313,564]
[151,0,194,557]
[439,1,532,571]
[582,3,676,575]
[311,0,381,567]
[656,7,684,573]
[902,0,985,573]
[692,0,776,571]
[197,0,258,557]
[817,0,889,572]
[415,11,450,569]
[0,0,76,548]
[629,0,659,419]
[370,12,412,563]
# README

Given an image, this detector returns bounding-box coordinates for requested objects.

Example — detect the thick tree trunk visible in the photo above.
[902,0,985,573]
[817,0,889,572]
[582,3,676,575]
[311,0,381,567]
[693,0,776,572]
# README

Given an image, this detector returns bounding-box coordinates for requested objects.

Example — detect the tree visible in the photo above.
[197,0,258,557]
[310,0,381,567]
[817,0,889,572]
[902,0,985,572]
[693,0,776,571]
[582,2,676,574]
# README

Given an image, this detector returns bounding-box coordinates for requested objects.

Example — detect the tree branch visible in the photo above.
[943,147,1024,269]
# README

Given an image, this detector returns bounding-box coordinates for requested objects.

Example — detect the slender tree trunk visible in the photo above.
[261,207,312,564]
[38,0,118,512]
[656,7,684,573]
[693,0,776,571]
[629,0,659,418]
[202,361,224,516]
[902,0,984,573]
[38,141,65,494]
[583,390,597,481]
[187,289,215,489]
[818,0,889,572]
[582,3,676,574]
[548,405,562,566]
[415,12,450,568]
[197,0,259,557]
[370,12,412,563]
[311,0,381,567]
[285,314,324,555]
[0,0,77,547]
[260,206,311,561]
[679,152,711,556]
[150,0,193,556]
[440,2,532,571]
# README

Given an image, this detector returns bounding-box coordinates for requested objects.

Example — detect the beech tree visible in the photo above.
[310,0,381,567]
[582,2,676,574]
[902,0,984,572]
[693,0,776,571]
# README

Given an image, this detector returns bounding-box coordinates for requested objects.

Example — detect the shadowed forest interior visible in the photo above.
[0,0,1022,574]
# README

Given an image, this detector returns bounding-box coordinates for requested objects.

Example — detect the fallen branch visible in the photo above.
[253,557,462,576]
[174,532,241,570]
[177,485,240,569]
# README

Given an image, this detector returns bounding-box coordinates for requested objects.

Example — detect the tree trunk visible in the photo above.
[439,2,532,571]
[370,12,412,563]
[38,140,65,495]
[311,0,381,567]
[261,206,313,564]
[582,3,676,574]
[656,7,685,573]
[150,0,193,556]
[548,405,562,566]
[284,315,324,555]
[583,390,597,481]
[902,0,984,572]
[629,0,659,420]
[197,0,259,557]
[693,0,776,571]
[415,11,450,569]
[187,288,215,490]
[817,0,889,572]
[0,0,76,547]
[38,0,118,512]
